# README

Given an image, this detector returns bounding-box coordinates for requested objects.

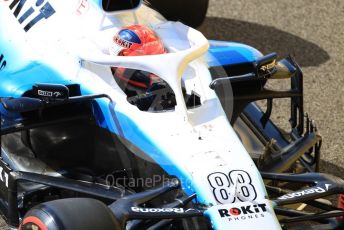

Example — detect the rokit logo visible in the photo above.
[7,0,56,32]
[278,186,328,200]
[0,54,6,71]
[131,207,184,213]
[218,203,267,221]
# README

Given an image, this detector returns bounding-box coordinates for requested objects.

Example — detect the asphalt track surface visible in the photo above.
[200,0,344,175]
[1,0,343,229]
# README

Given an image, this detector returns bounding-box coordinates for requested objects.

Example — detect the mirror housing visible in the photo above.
[32,84,69,102]
[255,52,278,78]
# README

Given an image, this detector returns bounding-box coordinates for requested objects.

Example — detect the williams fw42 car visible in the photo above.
[0,0,343,230]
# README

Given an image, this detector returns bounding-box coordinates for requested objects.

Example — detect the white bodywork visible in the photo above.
[0,0,281,229]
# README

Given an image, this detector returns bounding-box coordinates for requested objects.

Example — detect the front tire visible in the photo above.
[19,198,120,230]
[147,0,209,28]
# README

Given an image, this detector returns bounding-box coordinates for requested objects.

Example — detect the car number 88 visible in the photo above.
[207,170,257,204]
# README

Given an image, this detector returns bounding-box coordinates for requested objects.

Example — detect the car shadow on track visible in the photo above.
[199,17,330,67]
[321,160,344,178]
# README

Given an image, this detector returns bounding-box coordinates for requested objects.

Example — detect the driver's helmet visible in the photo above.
[110,25,166,90]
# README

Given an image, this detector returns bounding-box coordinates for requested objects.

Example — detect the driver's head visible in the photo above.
[110,25,165,90]
[110,24,165,56]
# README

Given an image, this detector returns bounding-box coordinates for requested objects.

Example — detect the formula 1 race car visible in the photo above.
[0,0,343,230]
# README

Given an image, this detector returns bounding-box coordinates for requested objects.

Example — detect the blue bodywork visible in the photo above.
[206,40,262,66]
[0,40,262,97]
[0,39,264,200]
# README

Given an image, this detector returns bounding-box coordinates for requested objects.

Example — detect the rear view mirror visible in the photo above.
[102,0,142,12]
[270,58,297,79]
